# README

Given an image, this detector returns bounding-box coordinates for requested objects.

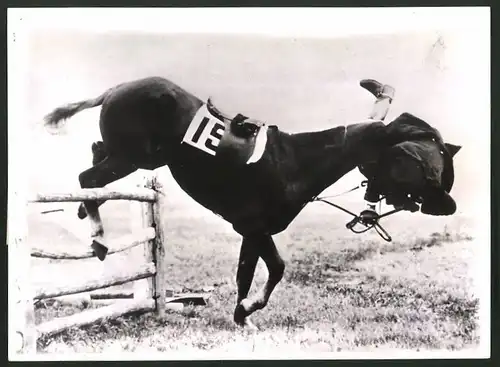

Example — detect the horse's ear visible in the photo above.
[445,143,461,157]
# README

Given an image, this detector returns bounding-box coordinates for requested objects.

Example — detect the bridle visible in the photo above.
[310,180,403,242]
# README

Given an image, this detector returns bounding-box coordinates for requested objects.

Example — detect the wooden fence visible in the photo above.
[10,173,203,356]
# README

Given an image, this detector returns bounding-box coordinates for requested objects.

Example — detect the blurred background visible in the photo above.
[18,27,489,218]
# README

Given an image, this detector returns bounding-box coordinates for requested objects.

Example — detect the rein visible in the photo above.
[311,180,402,242]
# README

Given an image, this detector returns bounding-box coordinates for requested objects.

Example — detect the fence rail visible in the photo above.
[30,228,156,260]
[36,298,156,338]
[29,188,157,203]
[34,262,156,300]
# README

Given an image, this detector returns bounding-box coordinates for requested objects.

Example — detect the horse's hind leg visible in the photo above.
[78,156,137,261]
[77,141,114,219]
[233,236,260,328]
[234,235,285,329]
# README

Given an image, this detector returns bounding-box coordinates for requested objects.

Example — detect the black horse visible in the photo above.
[44,77,461,328]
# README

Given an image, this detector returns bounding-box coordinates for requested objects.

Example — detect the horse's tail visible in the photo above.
[43,87,113,129]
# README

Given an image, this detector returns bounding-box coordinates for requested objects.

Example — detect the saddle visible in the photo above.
[206,98,269,165]
[207,98,264,138]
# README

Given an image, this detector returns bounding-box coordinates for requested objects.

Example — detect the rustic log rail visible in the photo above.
[30,227,156,260]
[36,298,156,338]
[90,291,134,300]
[33,262,156,300]
[29,187,157,203]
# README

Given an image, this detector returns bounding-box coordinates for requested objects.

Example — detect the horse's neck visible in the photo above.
[283,121,386,201]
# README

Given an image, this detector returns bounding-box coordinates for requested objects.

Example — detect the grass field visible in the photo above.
[28,198,482,357]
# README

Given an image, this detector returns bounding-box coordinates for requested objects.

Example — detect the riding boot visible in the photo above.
[360,79,395,102]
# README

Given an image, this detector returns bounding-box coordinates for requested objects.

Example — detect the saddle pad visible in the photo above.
[182,103,268,164]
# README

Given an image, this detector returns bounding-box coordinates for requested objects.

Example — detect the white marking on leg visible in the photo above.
[240,298,253,311]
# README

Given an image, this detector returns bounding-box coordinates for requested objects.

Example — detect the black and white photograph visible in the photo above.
[8,7,490,360]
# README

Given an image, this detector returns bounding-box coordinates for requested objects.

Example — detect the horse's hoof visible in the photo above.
[91,240,108,261]
[77,204,88,219]
[234,302,259,331]
[234,303,248,326]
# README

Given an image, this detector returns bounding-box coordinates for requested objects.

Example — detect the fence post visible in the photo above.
[9,197,36,357]
[133,172,156,302]
[151,174,167,315]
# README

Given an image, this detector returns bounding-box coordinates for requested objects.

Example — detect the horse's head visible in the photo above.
[359,113,462,216]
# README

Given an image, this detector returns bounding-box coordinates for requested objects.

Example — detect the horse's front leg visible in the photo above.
[78,155,137,261]
[234,234,285,329]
